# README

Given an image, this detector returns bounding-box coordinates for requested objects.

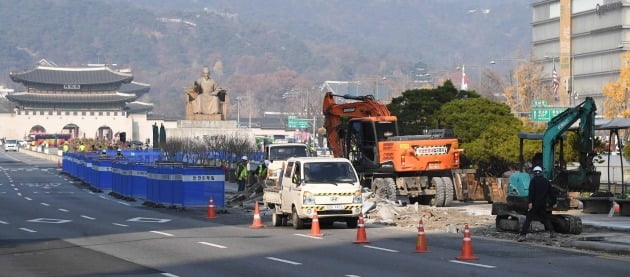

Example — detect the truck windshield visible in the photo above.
[303,162,357,183]
[269,146,308,160]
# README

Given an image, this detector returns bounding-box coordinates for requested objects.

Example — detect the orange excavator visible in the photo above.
[322,92,462,206]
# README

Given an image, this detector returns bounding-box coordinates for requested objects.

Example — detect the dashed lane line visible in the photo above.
[24,197,32,201]
[449,260,496,269]
[197,242,227,249]
[294,233,323,240]
[265,257,301,265]
[80,215,96,220]
[99,196,108,200]
[161,273,180,277]
[58,208,69,212]
[19,228,37,233]
[117,201,131,206]
[17,193,22,196]
[0,220,8,224]
[112,223,128,227]
[361,245,399,253]
[40,203,50,206]
[150,231,174,237]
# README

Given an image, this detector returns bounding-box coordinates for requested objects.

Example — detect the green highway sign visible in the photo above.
[288,116,310,128]
[530,107,567,122]
[531,99,548,107]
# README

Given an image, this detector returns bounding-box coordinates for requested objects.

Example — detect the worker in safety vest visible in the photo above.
[62,142,69,153]
[236,156,249,192]
[100,149,107,157]
[78,142,86,152]
[255,160,270,184]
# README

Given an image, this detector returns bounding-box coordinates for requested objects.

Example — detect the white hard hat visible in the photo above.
[241,155,248,160]
[264,160,270,166]
[533,166,543,173]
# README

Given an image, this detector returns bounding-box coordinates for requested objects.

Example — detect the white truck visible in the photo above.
[264,143,310,187]
[263,157,363,229]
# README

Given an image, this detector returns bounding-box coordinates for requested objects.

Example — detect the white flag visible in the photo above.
[461,65,468,90]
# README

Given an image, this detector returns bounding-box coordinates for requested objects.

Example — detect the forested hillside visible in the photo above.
[0,0,530,118]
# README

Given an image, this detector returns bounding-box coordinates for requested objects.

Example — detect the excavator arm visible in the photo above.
[322,92,393,158]
[542,97,597,181]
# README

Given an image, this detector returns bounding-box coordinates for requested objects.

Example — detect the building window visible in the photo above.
[73,111,78,116]
[106,112,110,116]
[99,111,103,116]
[114,112,118,116]
[57,111,61,115]
[48,111,53,115]
[65,111,70,115]
[40,111,44,115]
[90,111,94,116]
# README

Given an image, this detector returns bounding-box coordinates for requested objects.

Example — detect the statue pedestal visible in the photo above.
[186,113,222,121]
[168,120,251,142]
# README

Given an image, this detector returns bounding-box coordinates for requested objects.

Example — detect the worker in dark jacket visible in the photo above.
[518,166,555,241]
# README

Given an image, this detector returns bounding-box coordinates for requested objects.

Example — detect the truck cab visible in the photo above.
[263,157,363,229]
[264,143,310,186]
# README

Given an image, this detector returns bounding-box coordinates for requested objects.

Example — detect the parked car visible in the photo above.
[4,139,19,152]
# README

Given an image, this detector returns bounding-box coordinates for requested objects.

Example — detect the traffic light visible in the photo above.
[119,132,126,143]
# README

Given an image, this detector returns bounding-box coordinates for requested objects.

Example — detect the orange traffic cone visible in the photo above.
[249,201,265,229]
[309,210,323,237]
[353,213,369,244]
[206,197,217,219]
[456,224,478,260]
[414,219,429,253]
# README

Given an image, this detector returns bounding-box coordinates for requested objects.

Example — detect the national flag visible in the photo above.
[461,65,468,90]
[552,65,559,100]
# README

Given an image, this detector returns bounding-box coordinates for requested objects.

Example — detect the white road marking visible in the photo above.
[161,273,180,277]
[40,203,49,206]
[112,223,128,227]
[19,228,37,233]
[80,215,96,220]
[449,260,496,268]
[0,220,8,224]
[86,190,95,194]
[361,245,399,253]
[58,208,69,212]
[13,188,18,191]
[99,196,107,199]
[265,257,301,265]
[24,197,32,201]
[117,201,131,206]
[345,275,362,277]
[128,217,171,223]
[28,218,72,224]
[294,233,323,240]
[150,231,174,237]
[17,192,22,196]
[198,242,227,249]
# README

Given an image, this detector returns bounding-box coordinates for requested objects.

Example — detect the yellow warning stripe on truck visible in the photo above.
[313,192,353,196]
[301,205,362,211]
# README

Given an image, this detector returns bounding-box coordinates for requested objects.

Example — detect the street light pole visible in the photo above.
[236,96,242,127]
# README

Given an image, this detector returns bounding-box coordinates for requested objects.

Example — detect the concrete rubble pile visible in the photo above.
[363,195,495,233]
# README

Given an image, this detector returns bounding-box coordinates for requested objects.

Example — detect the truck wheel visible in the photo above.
[272,212,283,227]
[441,177,454,207]
[346,217,358,228]
[292,207,305,229]
[430,178,445,207]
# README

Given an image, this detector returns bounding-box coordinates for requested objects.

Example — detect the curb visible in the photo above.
[570,240,630,255]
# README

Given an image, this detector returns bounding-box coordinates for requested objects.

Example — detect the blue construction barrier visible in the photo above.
[131,162,148,198]
[94,158,113,190]
[146,164,161,203]
[112,160,124,195]
[180,166,225,207]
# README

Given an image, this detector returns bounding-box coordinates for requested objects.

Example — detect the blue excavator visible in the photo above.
[492,97,601,234]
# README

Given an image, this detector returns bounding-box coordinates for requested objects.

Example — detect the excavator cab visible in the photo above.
[345,118,398,170]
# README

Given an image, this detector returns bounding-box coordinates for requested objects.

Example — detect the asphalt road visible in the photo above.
[1,151,629,277]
